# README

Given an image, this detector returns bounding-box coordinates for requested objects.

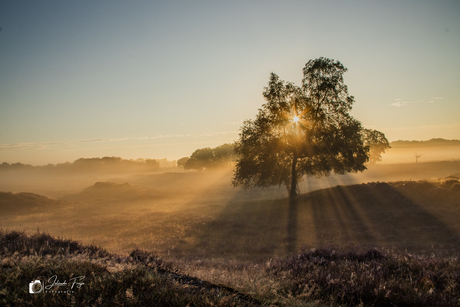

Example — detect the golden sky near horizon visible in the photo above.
[1,1,459,165]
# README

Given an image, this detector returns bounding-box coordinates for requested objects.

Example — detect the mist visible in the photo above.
[2,138,460,305]
[1,139,460,259]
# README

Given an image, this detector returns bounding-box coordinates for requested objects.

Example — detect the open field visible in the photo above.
[381,141,460,164]
[1,161,460,305]
[1,161,460,259]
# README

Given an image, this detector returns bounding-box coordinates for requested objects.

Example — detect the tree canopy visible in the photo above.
[177,157,190,169]
[183,143,235,171]
[232,57,370,198]
[361,128,391,164]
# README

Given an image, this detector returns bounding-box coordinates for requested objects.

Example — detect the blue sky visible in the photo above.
[1,0,459,164]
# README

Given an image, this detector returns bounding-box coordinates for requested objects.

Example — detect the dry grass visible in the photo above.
[1,162,460,305]
[1,165,460,260]
[3,231,460,306]
[0,230,261,306]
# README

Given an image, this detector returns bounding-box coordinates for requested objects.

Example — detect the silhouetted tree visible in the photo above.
[177,157,190,169]
[155,158,177,168]
[414,152,422,163]
[212,143,235,166]
[184,144,235,171]
[361,129,391,164]
[184,148,214,171]
[145,159,160,169]
[232,57,369,198]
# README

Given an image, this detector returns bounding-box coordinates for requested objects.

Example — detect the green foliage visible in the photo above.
[233,57,369,197]
[362,128,391,164]
[184,143,235,171]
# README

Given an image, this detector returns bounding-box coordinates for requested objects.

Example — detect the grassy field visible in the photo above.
[1,161,460,259]
[0,231,262,306]
[1,161,460,305]
[2,230,460,306]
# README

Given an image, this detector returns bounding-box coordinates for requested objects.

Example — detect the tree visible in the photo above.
[361,129,391,164]
[177,157,190,169]
[184,148,214,171]
[232,57,369,198]
[144,158,160,169]
[212,143,235,166]
[184,144,236,171]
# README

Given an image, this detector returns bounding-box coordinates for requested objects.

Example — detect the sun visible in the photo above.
[293,116,299,123]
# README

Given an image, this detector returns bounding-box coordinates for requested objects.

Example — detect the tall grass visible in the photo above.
[268,248,460,306]
[0,230,259,306]
[2,175,460,306]
[2,231,460,306]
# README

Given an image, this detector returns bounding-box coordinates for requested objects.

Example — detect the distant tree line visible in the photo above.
[177,143,235,171]
[155,158,177,168]
[0,157,173,173]
[390,138,460,148]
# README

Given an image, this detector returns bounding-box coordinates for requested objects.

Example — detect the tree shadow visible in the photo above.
[309,175,376,249]
[309,181,460,253]
[158,172,460,260]
[286,197,298,254]
[170,174,360,260]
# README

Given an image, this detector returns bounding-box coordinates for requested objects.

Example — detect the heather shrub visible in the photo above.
[268,248,460,306]
[0,231,260,306]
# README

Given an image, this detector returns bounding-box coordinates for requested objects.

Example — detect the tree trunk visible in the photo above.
[289,153,298,198]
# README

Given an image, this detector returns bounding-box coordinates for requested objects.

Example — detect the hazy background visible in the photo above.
[1,159,460,260]
[1,0,459,165]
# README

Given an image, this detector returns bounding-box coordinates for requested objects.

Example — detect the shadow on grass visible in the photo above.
[3,167,460,262]
[308,181,460,253]
[171,177,460,260]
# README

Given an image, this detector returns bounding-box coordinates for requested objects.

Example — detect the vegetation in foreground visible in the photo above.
[0,230,260,307]
[2,231,460,306]
[268,248,460,306]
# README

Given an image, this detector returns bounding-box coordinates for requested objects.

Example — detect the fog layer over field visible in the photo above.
[1,158,460,260]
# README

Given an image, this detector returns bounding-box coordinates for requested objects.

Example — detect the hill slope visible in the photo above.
[2,231,460,306]
[0,192,68,215]
[390,138,460,148]
[62,181,161,201]
[0,231,260,306]
[1,177,460,259]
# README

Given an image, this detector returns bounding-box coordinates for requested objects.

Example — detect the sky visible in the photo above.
[1,0,459,165]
